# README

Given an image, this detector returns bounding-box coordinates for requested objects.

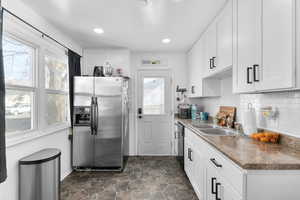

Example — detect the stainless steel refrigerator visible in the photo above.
[72,76,129,171]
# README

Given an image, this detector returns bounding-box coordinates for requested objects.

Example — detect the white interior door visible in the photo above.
[137,70,172,155]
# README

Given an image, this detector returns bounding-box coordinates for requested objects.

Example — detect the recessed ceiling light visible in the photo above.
[162,38,171,44]
[94,28,104,34]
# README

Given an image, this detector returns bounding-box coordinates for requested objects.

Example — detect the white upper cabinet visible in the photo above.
[188,40,203,97]
[258,0,295,91]
[234,0,295,93]
[204,23,217,76]
[187,37,221,98]
[216,0,233,71]
[235,0,261,93]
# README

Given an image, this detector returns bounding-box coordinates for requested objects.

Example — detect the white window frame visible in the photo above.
[3,13,71,146]
[42,45,70,128]
[3,32,39,138]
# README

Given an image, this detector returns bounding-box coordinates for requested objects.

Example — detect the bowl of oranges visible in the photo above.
[250,132,280,144]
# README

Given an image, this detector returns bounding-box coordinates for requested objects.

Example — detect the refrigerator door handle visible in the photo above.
[90,97,94,135]
[95,97,99,134]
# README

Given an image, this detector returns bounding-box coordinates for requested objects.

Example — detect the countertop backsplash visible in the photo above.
[190,77,300,138]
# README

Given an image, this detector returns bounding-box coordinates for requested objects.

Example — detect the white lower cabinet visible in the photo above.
[206,161,242,200]
[184,127,300,200]
[184,130,205,199]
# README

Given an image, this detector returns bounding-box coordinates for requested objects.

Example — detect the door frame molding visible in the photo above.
[134,68,175,156]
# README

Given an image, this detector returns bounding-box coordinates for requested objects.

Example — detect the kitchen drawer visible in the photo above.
[206,145,244,195]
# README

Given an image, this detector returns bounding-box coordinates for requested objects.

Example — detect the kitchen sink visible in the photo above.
[192,124,215,129]
[199,128,236,136]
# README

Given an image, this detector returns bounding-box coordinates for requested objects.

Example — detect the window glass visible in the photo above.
[3,35,34,87]
[143,78,165,115]
[45,54,68,91]
[5,90,33,133]
[46,93,68,125]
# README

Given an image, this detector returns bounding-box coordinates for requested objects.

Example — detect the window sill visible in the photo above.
[6,124,71,148]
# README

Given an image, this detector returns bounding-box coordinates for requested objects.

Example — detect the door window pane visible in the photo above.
[3,36,34,87]
[5,90,33,133]
[46,93,68,125]
[45,54,68,91]
[143,78,165,115]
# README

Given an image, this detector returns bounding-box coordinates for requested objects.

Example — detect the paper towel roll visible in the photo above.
[242,106,257,135]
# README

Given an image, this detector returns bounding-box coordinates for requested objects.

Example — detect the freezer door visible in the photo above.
[94,95,123,168]
[94,77,122,96]
[72,126,94,168]
[74,76,94,106]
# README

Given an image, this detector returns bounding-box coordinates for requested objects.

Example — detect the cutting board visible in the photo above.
[220,106,236,119]
[217,106,236,127]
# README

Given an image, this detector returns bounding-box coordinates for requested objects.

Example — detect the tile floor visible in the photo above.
[61,156,198,200]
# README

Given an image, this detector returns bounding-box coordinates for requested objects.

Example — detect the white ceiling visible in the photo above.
[23,0,226,51]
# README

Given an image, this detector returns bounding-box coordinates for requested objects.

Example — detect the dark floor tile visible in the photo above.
[61,157,198,200]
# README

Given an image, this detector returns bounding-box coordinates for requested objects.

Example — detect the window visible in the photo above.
[3,35,36,135]
[3,36,34,87]
[143,78,165,115]
[3,21,71,139]
[44,51,69,125]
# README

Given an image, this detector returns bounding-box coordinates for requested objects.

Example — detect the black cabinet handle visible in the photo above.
[209,58,213,69]
[216,182,221,200]
[211,177,217,194]
[253,64,259,82]
[191,86,195,94]
[210,158,222,168]
[188,148,193,161]
[212,57,216,68]
[138,108,142,119]
[247,67,253,84]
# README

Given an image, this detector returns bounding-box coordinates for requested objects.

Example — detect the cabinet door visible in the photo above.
[206,164,242,200]
[236,0,261,92]
[204,24,217,75]
[184,139,193,179]
[194,39,205,96]
[187,49,196,97]
[188,40,203,97]
[192,146,205,200]
[216,0,233,70]
[256,0,295,91]
[206,163,219,200]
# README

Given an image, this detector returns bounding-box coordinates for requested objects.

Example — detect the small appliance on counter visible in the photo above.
[93,66,104,77]
[177,104,191,119]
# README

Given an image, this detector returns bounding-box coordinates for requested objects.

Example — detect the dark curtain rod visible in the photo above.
[2,7,74,53]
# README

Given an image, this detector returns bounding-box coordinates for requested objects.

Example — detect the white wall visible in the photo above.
[190,76,300,138]
[0,129,71,200]
[130,52,188,155]
[2,0,82,55]
[82,48,131,76]
[0,0,82,199]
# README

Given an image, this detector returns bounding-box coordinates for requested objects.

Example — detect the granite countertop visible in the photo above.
[175,117,300,170]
